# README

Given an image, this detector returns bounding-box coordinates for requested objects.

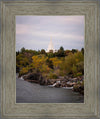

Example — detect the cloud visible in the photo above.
[16,16,84,51]
[16,25,84,41]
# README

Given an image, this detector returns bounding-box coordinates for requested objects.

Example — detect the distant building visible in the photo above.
[47,39,55,53]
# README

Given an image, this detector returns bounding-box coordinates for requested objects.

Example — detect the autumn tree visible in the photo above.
[32,55,51,73]
[60,51,84,76]
[50,57,62,69]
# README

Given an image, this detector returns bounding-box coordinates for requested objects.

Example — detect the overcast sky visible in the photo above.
[16,16,84,51]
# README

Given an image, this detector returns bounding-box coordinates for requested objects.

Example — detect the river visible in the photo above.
[16,77,84,103]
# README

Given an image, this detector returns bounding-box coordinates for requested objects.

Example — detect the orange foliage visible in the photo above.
[49,57,62,68]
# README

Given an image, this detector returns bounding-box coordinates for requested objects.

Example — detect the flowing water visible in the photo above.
[16,77,84,103]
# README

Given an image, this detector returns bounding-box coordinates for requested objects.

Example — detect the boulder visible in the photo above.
[73,83,84,95]
[23,73,42,81]
[55,83,61,88]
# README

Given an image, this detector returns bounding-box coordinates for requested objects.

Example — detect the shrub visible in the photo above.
[48,73,58,79]
[60,51,84,76]
[76,72,83,76]
[19,67,29,76]
[73,81,84,95]
[59,71,65,76]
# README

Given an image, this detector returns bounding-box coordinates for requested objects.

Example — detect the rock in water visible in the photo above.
[23,73,42,81]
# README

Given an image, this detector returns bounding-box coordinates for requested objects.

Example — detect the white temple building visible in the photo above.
[47,39,55,53]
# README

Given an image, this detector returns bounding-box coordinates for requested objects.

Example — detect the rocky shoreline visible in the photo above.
[19,73,84,95]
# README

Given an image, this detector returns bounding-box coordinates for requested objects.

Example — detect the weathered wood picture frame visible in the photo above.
[0,0,100,119]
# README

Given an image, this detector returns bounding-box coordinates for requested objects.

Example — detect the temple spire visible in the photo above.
[47,38,55,52]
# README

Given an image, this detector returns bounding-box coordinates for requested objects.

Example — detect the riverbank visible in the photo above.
[18,73,84,95]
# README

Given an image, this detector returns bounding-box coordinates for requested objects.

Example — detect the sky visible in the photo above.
[16,16,84,51]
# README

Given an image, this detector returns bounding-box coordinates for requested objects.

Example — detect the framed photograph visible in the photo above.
[0,0,100,119]
[16,15,84,103]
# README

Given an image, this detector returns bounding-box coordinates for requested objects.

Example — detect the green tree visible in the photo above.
[20,47,25,53]
[60,51,84,76]
[41,49,46,54]
[72,49,78,54]
[72,64,77,76]
[47,52,54,58]
[16,51,19,56]
[81,48,84,55]
[76,61,84,74]
[57,46,65,57]
[65,50,71,56]
[46,58,54,69]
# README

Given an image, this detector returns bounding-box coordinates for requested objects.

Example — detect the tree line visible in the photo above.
[16,47,84,79]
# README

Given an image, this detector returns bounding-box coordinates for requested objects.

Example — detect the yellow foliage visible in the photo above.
[32,55,49,73]
[39,64,50,73]
[20,67,29,75]
[32,55,48,69]
[49,57,62,68]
